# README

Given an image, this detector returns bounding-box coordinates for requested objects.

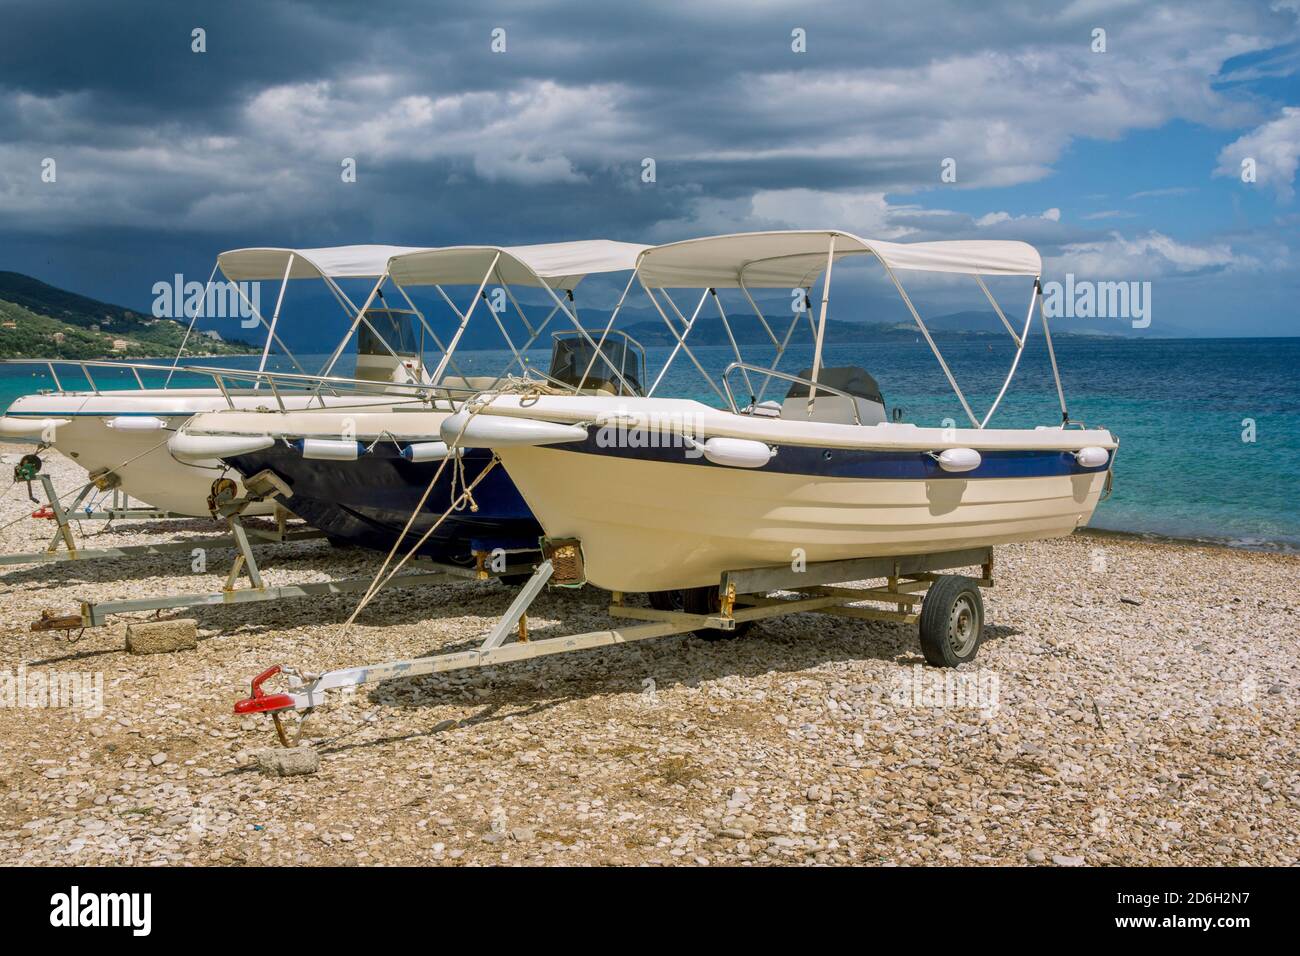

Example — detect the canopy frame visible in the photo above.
[385,244,650,397]
[632,230,1063,429]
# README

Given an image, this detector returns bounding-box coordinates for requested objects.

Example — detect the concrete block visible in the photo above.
[255,746,320,777]
[125,618,198,654]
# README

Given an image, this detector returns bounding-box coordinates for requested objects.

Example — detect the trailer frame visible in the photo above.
[234,545,995,746]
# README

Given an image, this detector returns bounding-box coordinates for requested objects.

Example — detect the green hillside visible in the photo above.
[0,271,256,360]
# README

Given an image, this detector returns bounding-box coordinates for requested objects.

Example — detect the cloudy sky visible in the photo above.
[1,0,1297,335]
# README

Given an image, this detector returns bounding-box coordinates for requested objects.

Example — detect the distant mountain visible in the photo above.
[550,309,1139,349]
[0,271,256,360]
[268,302,1161,357]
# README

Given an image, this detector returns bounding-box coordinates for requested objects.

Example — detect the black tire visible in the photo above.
[918,574,984,667]
[499,573,533,587]
[326,534,357,550]
[647,587,751,640]
[648,590,687,612]
[681,585,752,641]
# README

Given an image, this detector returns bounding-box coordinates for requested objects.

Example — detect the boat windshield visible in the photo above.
[358,307,421,356]
[548,330,646,396]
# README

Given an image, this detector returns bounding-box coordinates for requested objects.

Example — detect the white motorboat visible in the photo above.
[0,244,438,516]
[166,241,649,555]
[443,230,1118,595]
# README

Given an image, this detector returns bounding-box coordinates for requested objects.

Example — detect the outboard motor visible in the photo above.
[783,366,887,425]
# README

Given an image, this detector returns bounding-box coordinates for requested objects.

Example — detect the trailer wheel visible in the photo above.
[918,575,983,667]
[648,589,686,612]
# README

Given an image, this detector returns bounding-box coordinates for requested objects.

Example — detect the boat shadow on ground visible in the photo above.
[179,576,527,640]
[0,538,354,588]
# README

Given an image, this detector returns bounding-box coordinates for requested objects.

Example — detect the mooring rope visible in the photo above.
[339,376,566,631]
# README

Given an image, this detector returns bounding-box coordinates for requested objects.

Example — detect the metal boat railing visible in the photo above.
[0,358,478,413]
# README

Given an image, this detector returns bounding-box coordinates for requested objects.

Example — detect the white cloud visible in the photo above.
[1048,230,1254,278]
[1128,187,1197,199]
[1215,107,1300,201]
[976,207,1060,227]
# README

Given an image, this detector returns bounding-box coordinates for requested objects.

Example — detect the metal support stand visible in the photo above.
[2,474,196,567]
[60,522,537,628]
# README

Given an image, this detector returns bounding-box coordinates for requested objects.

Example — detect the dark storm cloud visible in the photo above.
[0,0,1296,319]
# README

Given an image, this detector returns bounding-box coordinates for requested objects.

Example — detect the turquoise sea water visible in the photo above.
[3,335,1298,551]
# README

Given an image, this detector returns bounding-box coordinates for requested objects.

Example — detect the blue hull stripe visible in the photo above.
[542,435,1109,480]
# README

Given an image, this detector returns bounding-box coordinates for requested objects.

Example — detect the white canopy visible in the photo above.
[388,241,649,289]
[217,245,440,282]
[635,231,1042,288]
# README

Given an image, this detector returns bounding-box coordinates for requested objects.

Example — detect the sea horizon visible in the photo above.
[3,334,1297,554]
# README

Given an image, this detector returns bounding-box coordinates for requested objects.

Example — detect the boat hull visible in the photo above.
[3,390,398,517]
[225,443,541,564]
[495,439,1112,592]
[3,407,271,517]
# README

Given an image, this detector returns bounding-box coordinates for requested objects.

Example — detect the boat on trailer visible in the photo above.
[168,241,648,565]
[0,244,441,517]
[442,230,1117,660]
[229,229,1120,745]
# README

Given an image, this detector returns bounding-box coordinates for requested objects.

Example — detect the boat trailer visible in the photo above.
[235,544,995,747]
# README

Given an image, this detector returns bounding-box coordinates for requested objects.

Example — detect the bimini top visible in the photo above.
[388,241,649,290]
[635,231,1042,288]
[217,245,441,282]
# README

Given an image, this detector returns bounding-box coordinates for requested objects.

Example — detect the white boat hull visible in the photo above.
[2,390,397,517]
[495,441,1110,592]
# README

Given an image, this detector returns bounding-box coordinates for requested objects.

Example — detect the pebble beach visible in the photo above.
[1,444,1296,866]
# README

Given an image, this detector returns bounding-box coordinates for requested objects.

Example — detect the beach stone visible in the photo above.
[254,747,319,777]
[125,618,197,654]
[1,449,1297,869]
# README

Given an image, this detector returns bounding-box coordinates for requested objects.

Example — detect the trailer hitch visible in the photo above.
[30,609,86,642]
[234,664,310,748]
[234,664,296,715]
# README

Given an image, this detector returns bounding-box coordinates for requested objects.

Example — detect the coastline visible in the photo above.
[1078,524,1300,557]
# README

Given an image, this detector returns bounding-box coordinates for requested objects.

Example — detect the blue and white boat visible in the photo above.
[441,231,1119,597]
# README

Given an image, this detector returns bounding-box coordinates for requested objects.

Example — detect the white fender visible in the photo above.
[168,432,273,464]
[700,436,774,468]
[105,415,168,432]
[440,411,588,447]
[934,447,982,473]
[297,438,363,461]
[1074,446,1110,468]
[0,416,70,437]
[401,441,462,462]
